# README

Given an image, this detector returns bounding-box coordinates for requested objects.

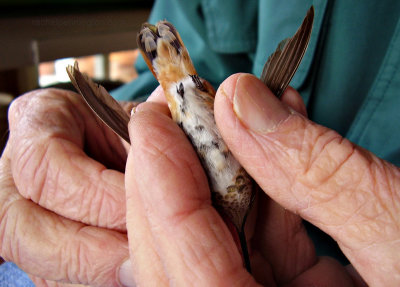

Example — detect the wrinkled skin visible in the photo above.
[1,73,399,286]
[0,89,131,286]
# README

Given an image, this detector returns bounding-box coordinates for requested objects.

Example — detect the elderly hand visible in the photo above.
[0,88,135,286]
[125,74,399,286]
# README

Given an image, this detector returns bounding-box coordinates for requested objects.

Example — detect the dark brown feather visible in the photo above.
[66,61,131,144]
[260,6,314,98]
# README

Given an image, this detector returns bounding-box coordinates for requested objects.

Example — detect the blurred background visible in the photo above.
[0,0,154,153]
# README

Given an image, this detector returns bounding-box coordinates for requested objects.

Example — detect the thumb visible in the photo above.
[215,73,400,287]
[125,101,257,286]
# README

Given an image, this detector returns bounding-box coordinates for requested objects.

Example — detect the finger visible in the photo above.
[134,86,170,116]
[146,84,168,106]
[345,265,369,287]
[8,89,126,230]
[126,106,257,286]
[283,257,354,287]
[119,101,139,152]
[281,87,307,117]
[252,193,317,284]
[120,85,168,118]
[0,148,132,287]
[215,73,400,286]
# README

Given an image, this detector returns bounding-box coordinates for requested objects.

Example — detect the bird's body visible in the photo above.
[164,74,253,230]
[137,22,254,232]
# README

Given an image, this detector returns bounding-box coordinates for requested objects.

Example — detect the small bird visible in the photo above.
[137,21,255,270]
[66,6,314,274]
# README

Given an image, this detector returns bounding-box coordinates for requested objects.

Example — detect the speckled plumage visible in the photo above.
[137,21,254,231]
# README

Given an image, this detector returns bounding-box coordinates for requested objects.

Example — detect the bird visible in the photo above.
[137,21,255,271]
[66,6,314,273]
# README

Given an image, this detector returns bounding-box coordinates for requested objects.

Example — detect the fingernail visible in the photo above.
[132,103,145,114]
[118,259,136,287]
[130,106,137,117]
[232,74,289,134]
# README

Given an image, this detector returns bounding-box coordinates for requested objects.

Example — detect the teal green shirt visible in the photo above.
[112,0,400,166]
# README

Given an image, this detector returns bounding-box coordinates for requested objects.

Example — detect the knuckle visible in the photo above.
[11,135,48,202]
[8,88,75,127]
[8,89,50,129]
[296,124,400,241]
[86,180,126,230]
[0,196,27,263]
[294,127,363,215]
[61,226,123,286]
[301,128,356,189]
[8,95,29,126]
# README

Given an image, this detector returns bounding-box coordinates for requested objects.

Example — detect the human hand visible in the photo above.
[215,74,400,286]
[0,88,135,286]
[125,74,399,286]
